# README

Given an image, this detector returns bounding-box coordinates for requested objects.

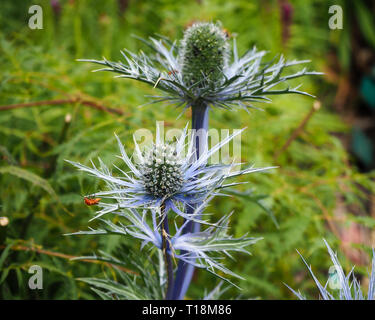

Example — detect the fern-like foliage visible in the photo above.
[74,245,164,300]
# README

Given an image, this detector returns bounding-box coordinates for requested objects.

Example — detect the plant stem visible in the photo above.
[273,101,321,161]
[0,243,137,275]
[171,103,209,299]
[0,97,125,115]
[160,203,174,300]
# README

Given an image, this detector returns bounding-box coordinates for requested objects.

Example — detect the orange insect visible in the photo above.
[84,196,101,206]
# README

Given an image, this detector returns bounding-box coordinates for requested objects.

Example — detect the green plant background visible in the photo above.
[0,0,374,299]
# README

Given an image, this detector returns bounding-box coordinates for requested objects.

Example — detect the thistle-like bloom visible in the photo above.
[78,22,321,112]
[286,239,375,300]
[66,124,274,222]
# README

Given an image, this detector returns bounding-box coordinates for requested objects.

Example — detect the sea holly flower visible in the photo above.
[66,123,272,298]
[66,124,274,222]
[286,239,375,300]
[78,22,321,114]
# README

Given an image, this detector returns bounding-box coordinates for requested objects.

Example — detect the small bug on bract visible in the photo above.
[81,187,101,206]
[84,196,101,206]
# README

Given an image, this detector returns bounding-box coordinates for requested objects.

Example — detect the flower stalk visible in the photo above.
[172,102,209,299]
[172,23,227,300]
[159,202,174,300]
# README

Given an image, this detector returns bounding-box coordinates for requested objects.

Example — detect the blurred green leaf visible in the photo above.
[0,166,58,199]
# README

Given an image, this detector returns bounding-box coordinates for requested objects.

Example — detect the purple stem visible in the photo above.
[159,202,174,300]
[171,103,209,300]
[162,213,174,300]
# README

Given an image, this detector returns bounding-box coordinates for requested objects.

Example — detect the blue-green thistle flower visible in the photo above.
[66,124,274,222]
[78,22,321,113]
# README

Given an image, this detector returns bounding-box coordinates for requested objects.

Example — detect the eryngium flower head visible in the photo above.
[66,124,274,221]
[79,21,322,112]
[180,22,229,87]
[141,143,184,198]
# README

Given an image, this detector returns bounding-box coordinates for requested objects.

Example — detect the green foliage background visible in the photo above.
[0,0,374,299]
